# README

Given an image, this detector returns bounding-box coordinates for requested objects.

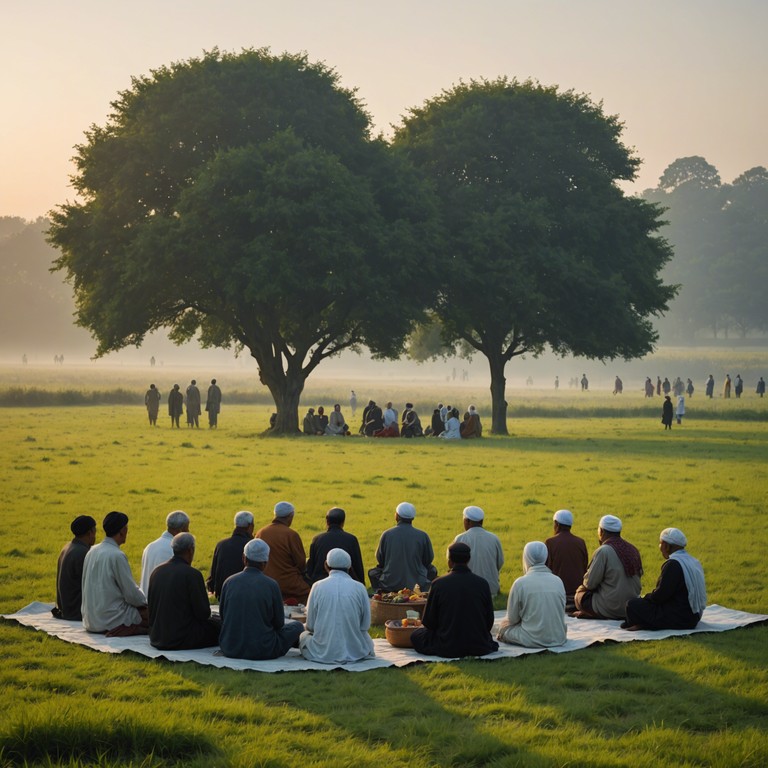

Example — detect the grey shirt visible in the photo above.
[374,522,435,592]
[582,544,642,619]
[453,526,505,596]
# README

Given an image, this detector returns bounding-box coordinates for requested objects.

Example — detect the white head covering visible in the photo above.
[463,505,484,522]
[234,510,254,527]
[599,515,622,533]
[553,509,573,526]
[660,527,687,547]
[668,539,707,615]
[244,538,270,563]
[274,501,295,518]
[522,541,548,572]
[326,548,352,570]
[396,502,416,520]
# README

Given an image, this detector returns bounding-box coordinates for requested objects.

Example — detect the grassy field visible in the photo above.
[1,400,767,767]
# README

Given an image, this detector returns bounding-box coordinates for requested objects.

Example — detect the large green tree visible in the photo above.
[393,78,676,434]
[49,49,437,432]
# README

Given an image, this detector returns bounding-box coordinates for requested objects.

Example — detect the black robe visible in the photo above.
[149,556,220,650]
[53,539,90,620]
[411,564,498,658]
[306,525,366,585]
[207,528,252,597]
[625,558,701,630]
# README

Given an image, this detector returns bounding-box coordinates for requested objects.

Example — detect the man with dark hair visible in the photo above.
[52,515,97,620]
[149,532,220,650]
[545,509,588,612]
[168,384,183,428]
[206,378,222,428]
[411,542,498,658]
[144,384,161,426]
[207,511,254,598]
[306,508,365,585]
[219,539,303,660]
[186,379,201,427]
[574,515,643,620]
[81,512,148,634]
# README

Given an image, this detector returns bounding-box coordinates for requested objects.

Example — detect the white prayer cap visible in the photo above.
[522,541,548,572]
[274,501,295,518]
[599,515,622,533]
[326,548,351,569]
[553,509,573,526]
[396,502,416,519]
[234,510,254,527]
[463,506,484,522]
[244,538,270,563]
[660,527,687,547]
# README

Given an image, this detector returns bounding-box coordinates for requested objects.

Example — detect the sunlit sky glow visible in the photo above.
[2,0,766,220]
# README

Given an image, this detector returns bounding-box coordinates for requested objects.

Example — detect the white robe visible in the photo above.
[299,570,375,664]
[81,538,146,632]
[440,416,461,439]
[140,531,174,597]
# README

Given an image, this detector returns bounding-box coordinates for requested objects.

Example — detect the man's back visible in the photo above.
[453,527,504,595]
[376,523,434,592]
[306,527,365,584]
[583,542,642,619]
[256,521,309,602]
[207,529,251,597]
[55,539,90,620]
[140,531,174,597]
[545,530,588,599]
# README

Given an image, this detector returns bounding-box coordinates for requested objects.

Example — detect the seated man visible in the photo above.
[207,511,254,599]
[363,402,384,436]
[368,502,437,592]
[401,405,424,438]
[140,509,190,597]
[452,506,504,596]
[375,402,400,437]
[459,405,482,438]
[219,539,303,660]
[574,515,643,620]
[306,507,365,585]
[623,528,706,631]
[256,501,310,604]
[303,407,317,435]
[299,548,375,664]
[53,515,97,620]
[148,532,220,650]
[545,509,588,612]
[81,512,148,634]
[312,406,329,434]
[439,408,461,439]
[411,542,498,658]
[497,542,567,648]
[325,403,349,435]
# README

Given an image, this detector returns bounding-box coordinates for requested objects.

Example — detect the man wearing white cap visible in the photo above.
[545,509,588,612]
[623,528,706,631]
[574,515,643,620]
[453,506,504,596]
[219,538,303,660]
[140,510,190,598]
[368,502,437,592]
[256,501,310,604]
[299,548,375,664]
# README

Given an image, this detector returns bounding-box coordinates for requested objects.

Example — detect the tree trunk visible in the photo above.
[487,353,509,436]
[258,362,305,434]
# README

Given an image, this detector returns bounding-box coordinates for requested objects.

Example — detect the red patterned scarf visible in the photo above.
[603,537,643,577]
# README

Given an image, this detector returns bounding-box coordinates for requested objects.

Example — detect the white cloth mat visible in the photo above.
[3,602,765,673]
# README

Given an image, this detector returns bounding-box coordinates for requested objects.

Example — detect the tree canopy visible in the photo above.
[49,49,437,431]
[394,78,676,433]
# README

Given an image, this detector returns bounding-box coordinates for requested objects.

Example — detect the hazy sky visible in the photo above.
[2,1,766,219]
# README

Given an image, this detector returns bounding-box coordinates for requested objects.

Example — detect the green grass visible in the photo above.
[0,401,766,767]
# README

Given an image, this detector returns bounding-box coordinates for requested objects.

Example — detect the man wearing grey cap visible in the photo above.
[81,512,148,633]
[256,501,310,603]
[574,515,643,620]
[368,502,437,592]
[623,528,706,631]
[545,509,588,612]
[140,510,190,597]
[219,538,303,660]
[453,506,504,596]
[207,511,254,599]
[52,515,97,620]
[306,508,365,585]
[300,548,375,664]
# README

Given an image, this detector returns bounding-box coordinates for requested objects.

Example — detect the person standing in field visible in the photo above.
[452,506,504,596]
[734,374,743,398]
[581,374,589,391]
[350,390,357,417]
[206,378,222,428]
[145,384,161,426]
[656,376,662,396]
[675,396,685,425]
[545,509,588,613]
[52,515,97,621]
[705,374,715,398]
[168,384,183,428]
[207,511,254,598]
[574,515,642,620]
[186,379,201,427]
[723,374,731,398]
[661,395,673,430]
[686,378,694,398]
[140,509,190,597]
[623,528,706,631]
[613,376,623,395]
[757,377,766,397]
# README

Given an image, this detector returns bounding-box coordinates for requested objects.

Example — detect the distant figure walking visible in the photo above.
[734,374,743,399]
[206,379,222,428]
[644,377,654,398]
[676,396,685,425]
[145,384,161,426]
[705,375,715,399]
[350,390,357,418]
[168,384,184,428]
[686,378,694,398]
[613,376,623,395]
[554,376,559,390]
[186,380,201,428]
[580,374,589,391]
[723,374,731,399]
[656,376,661,396]
[661,396,673,430]
[757,377,766,398]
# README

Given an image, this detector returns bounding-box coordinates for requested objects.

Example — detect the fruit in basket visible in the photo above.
[375,587,426,603]
[400,618,422,627]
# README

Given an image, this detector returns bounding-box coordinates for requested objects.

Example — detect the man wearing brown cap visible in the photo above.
[52,515,97,620]
[410,542,498,658]
[81,512,148,634]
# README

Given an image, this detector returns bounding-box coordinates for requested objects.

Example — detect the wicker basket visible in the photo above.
[370,598,427,625]
[385,619,422,648]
